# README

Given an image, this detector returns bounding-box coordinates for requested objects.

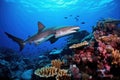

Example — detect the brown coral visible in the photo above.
[51,59,64,69]
[69,41,89,49]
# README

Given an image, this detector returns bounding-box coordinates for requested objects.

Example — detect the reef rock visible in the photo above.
[48,49,63,59]
[21,69,33,80]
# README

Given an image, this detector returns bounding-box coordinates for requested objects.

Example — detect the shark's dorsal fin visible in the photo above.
[38,21,45,33]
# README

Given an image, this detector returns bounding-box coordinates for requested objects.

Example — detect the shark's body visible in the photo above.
[25,29,55,45]
[5,22,80,51]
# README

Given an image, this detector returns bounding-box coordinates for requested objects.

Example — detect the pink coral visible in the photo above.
[73,54,81,63]
[69,64,81,79]
[73,47,94,64]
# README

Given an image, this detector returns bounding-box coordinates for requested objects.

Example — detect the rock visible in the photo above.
[48,49,63,59]
[21,69,33,80]
[15,71,23,79]
[39,55,48,60]
[0,59,9,66]
[67,30,90,46]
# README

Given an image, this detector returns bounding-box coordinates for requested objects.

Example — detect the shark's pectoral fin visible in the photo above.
[37,21,45,33]
[29,42,32,45]
[49,36,59,44]
[34,42,39,46]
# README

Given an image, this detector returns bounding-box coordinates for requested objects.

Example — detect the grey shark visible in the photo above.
[5,22,80,51]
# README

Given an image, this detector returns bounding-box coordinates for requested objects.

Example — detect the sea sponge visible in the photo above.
[51,59,64,69]
[69,41,89,49]
[34,66,58,77]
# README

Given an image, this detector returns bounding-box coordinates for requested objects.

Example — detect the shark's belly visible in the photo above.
[33,34,54,45]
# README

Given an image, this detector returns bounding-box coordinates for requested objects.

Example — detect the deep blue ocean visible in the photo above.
[0,0,120,56]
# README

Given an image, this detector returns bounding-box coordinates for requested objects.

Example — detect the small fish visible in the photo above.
[81,22,85,24]
[64,17,68,19]
[69,15,72,17]
[75,17,79,22]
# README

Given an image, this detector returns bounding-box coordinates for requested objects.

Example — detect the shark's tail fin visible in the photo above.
[5,32,25,51]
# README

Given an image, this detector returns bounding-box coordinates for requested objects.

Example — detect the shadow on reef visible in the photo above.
[66,30,90,47]
[1,18,120,80]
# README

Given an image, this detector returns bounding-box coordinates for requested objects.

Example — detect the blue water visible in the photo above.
[0,0,120,56]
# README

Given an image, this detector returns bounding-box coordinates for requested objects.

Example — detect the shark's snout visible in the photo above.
[55,26,80,38]
[70,26,80,32]
[71,26,80,30]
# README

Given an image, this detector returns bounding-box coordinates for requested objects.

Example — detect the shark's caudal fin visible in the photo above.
[5,32,25,51]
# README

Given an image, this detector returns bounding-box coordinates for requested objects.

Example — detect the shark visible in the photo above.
[5,22,80,51]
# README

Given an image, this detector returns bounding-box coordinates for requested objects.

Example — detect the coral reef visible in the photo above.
[33,18,120,80]
[69,41,89,49]
[68,18,120,80]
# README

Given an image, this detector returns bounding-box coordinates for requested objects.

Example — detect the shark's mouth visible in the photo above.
[70,27,80,32]
[65,27,80,34]
[55,26,80,38]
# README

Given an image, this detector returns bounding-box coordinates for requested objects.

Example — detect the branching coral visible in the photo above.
[34,59,71,79]
[34,66,71,80]
[112,49,120,65]
[69,41,89,49]
[51,59,64,69]
[98,34,120,44]
[34,67,58,77]
[56,69,71,80]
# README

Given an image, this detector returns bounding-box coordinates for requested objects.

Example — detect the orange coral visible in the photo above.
[51,59,64,69]
[112,49,120,65]
[99,34,120,43]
